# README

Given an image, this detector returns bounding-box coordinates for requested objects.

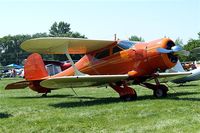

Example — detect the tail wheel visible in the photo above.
[42,93,47,97]
[153,85,168,98]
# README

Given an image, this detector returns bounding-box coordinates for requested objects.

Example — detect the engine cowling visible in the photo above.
[146,38,178,71]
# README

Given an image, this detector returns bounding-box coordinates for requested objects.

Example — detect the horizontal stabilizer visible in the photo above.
[40,75,129,88]
[5,81,29,90]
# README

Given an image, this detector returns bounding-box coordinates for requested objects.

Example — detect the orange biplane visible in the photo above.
[6,37,191,101]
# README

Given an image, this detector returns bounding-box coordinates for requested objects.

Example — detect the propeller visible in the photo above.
[157,45,190,56]
[157,45,181,53]
[191,47,200,57]
[177,50,190,56]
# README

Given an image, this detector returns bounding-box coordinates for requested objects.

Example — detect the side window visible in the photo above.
[112,46,122,54]
[95,49,110,59]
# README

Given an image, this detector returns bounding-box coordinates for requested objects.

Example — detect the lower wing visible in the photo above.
[40,75,129,88]
[40,72,191,89]
[5,72,191,90]
[152,72,192,83]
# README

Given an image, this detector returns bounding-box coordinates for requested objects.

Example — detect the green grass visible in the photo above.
[1,78,200,133]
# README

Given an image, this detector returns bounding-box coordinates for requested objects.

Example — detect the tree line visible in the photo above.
[0,22,86,66]
[181,33,200,61]
[0,21,200,66]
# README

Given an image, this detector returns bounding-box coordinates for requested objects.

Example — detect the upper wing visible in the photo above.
[40,75,129,88]
[21,37,116,54]
[153,72,192,83]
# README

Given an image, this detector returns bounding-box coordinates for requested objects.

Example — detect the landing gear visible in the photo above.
[153,85,168,98]
[41,91,50,97]
[140,81,169,98]
[110,82,137,101]
[120,89,137,101]
[41,93,47,97]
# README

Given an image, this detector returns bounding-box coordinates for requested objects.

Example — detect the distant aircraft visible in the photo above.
[166,60,200,84]
[5,37,191,101]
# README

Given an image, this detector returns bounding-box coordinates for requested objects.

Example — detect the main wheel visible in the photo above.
[153,85,168,98]
[121,89,137,101]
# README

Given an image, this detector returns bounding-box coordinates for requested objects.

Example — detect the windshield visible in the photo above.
[117,40,136,49]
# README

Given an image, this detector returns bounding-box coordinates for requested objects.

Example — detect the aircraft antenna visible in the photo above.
[114,34,117,41]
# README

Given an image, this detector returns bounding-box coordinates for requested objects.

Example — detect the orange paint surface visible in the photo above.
[24,53,49,80]
[52,38,177,78]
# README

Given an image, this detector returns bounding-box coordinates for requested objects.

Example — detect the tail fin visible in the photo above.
[24,53,48,80]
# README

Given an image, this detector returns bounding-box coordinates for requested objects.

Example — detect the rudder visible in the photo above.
[24,53,48,80]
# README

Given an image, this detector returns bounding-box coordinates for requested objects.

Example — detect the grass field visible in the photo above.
[1,78,200,133]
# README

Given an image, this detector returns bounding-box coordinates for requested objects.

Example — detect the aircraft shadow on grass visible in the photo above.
[9,91,200,108]
[10,94,74,99]
[49,97,122,108]
[177,84,199,87]
[10,94,98,100]
[0,112,12,119]
[48,91,200,108]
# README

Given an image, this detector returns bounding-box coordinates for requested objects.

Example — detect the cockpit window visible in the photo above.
[95,49,110,59]
[117,40,136,49]
[112,46,122,54]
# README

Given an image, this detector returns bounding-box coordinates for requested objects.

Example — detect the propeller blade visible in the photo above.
[171,45,182,52]
[176,50,190,56]
[157,48,173,53]
[157,45,182,53]
[157,45,189,56]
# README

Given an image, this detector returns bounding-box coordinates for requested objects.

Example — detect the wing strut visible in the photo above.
[65,46,86,76]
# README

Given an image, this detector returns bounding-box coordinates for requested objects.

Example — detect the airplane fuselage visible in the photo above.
[53,38,177,80]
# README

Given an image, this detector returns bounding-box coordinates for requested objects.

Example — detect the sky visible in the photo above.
[0,0,200,43]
